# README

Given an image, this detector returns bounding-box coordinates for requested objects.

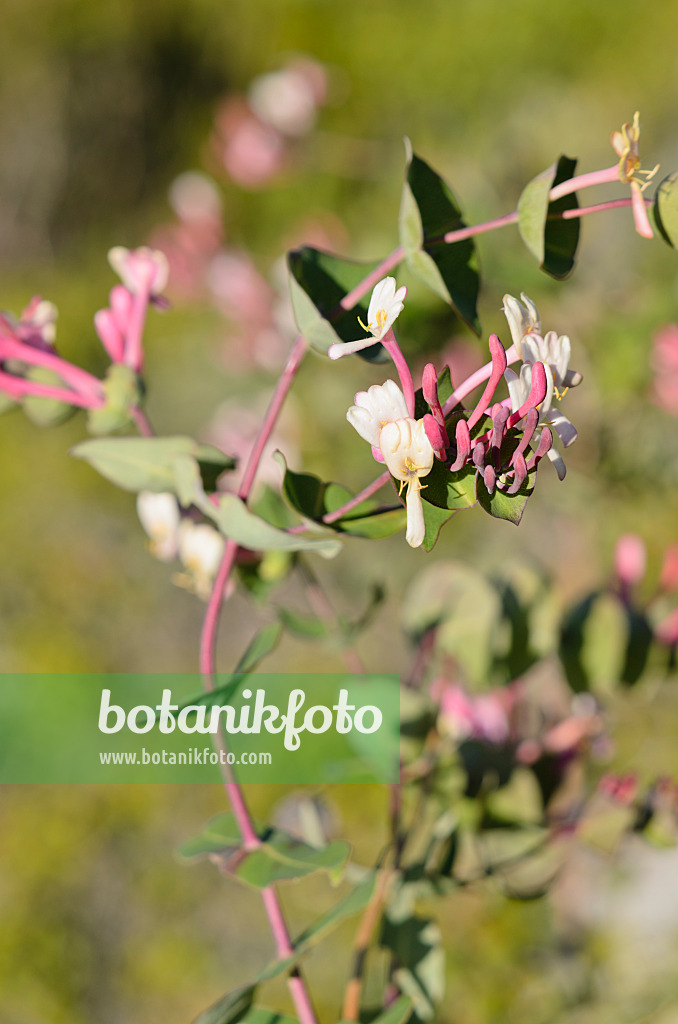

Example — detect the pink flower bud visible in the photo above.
[614,533,646,589]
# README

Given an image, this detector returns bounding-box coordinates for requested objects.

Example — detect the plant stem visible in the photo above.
[322,471,392,524]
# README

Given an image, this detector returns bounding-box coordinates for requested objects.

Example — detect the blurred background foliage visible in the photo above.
[2,0,678,1021]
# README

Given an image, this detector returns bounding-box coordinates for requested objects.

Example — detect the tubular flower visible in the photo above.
[502,293,541,360]
[108,246,170,297]
[329,277,407,360]
[611,112,659,239]
[347,380,434,548]
[137,491,181,562]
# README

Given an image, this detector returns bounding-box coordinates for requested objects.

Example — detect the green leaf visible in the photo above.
[23,367,76,427]
[559,591,630,694]
[653,172,678,247]
[402,561,504,689]
[400,139,480,334]
[202,493,342,559]
[234,834,351,890]
[178,811,351,889]
[241,1011,299,1024]
[71,435,234,494]
[278,454,406,540]
[380,915,445,1022]
[338,997,413,1024]
[278,607,329,640]
[235,622,284,674]
[475,467,535,525]
[287,248,388,362]
[416,456,476,551]
[192,985,256,1024]
[517,155,580,278]
[86,363,143,435]
[257,874,377,982]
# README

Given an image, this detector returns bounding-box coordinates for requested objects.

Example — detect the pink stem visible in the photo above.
[323,471,391,524]
[238,334,308,499]
[129,405,155,437]
[339,247,405,312]
[548,164,620,201]
[381,332,415,416]
[556,197,637,219]
[0,372,99,408]
[199,331,318,1024]
[0,338,103,398]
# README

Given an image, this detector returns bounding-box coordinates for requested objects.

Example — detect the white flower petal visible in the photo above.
[547,408,578,448]
[405,483,426,548]
[546,446,567,480]
[347,405,381,446]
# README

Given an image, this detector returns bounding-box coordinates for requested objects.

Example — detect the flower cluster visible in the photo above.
[341,281,581,547]
[95,246,169,374]
[136,492,225,600]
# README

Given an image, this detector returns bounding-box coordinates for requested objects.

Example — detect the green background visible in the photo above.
[2,1,678,1022]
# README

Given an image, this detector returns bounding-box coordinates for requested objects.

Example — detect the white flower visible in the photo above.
[328,277,407,360]
[346,379,409,445]
[502,293,541,359]
[346,380,433,548]
[249,67,318,137]
[108,246,169,296]
[137,491,181,561]
[177,520,225,600]
[504,362,576,480]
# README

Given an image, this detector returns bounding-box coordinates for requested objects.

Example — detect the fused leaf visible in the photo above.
[400,139,480,333]
[71,435,234,494]
[653,171,678,247]
[517,155,580,278]
[287,248,388,362]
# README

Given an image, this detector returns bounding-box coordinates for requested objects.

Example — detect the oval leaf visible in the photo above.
[400,139,480,334]
[71,435,234,494]
[517,155,580,279]
[287,247,388,362]
[653,171,678,247]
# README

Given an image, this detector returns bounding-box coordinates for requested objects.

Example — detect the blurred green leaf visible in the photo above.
[653,172,678,247]
[287,248,388,362]
[559,591,653,693]
[257,875,377,982]
[517,155,580,278]
[71,435,233,494]
[380,914,445,1022]
[338,996,413,1024]
[192,985,256,1024]
[23,367,76,427]
[235,622,284,673]
[179,811,350,889]
[400,139,480,334]
[203,492,342,558]
[86,363,142,435]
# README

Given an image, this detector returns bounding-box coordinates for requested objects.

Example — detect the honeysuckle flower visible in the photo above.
[108,246,170,297]
[502,293,541,360]
[137,491,181,562]
[347,380,434,548]
[177,519,225,600]
[328,277,407,360]
[346,379,409,445]
[611,112,659,240]
[504,361,575,480]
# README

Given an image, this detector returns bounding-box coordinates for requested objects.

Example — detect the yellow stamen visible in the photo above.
[553,385,569,401]
[357,316,373,333]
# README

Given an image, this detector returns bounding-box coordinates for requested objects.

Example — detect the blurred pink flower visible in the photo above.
[614,533,647,591]
[213,98,285,189]
[651,324,678,414]
[431,679,514,745]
